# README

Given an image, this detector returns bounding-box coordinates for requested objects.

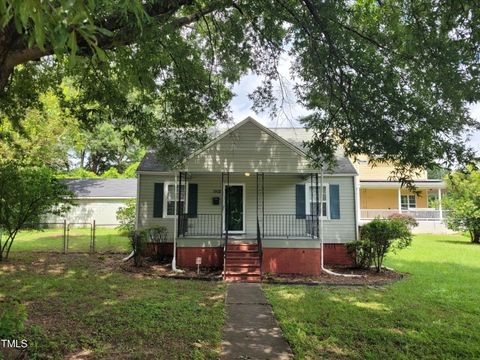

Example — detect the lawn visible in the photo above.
[7,227,130,253]
[0,253,225,359]
[264,233,480,359]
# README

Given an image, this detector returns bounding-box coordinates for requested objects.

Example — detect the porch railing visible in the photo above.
[178,214,222,237]
[360,209,446,221]
[178,213,318,238]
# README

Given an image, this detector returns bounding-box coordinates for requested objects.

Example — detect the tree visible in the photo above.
[443,167,480,244]
[0,162,73,260]
[1,1,479,179]
[116,199,136,235]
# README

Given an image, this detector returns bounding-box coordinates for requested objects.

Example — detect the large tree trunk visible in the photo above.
[471,228,480,244]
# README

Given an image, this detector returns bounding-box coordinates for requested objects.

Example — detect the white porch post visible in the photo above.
[438,188,443,220]
[397,188,402,213]
[172,172,178,271]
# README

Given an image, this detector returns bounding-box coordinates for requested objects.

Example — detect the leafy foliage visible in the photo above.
[349,218,412,271]
[387,213,419,229]
[2,1,479,178]
[129,230,147,267]
[0,298,27,338]
[0,162,73,260]
[443,167,480,243]
[116,199,136,235]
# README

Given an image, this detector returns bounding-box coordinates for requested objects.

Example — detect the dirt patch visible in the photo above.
[263,267,405,286]
[120,258,223,280]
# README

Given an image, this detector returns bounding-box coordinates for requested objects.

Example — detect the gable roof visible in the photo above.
[138,117,357,174]
[61,179,137,198]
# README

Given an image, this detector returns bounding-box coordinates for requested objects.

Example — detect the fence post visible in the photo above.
[92,220,96,253]
[63,219,67,254]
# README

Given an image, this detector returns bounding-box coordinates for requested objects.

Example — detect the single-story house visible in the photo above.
[47,178,137,225]
[136,117,359,281]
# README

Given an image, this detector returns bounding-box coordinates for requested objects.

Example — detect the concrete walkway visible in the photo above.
[221,283,293,360]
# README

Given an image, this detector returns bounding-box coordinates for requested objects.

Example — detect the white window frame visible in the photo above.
[163,182,188,218]
[305,182,330,219]
[401,194,416,210]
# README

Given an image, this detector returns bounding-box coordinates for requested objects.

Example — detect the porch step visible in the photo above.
[226,243,258,251]
[225,257,260,266]
[224,242,262,282]
[224,275,261,283]
[224,265,261,273]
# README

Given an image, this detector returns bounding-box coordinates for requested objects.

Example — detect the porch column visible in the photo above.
[397,188,402,213]
[438,188,443,220]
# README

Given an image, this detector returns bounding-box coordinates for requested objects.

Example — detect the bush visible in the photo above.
[116,199,136,235]
[387,213,419,229]
[147,226,169,261]
[129,230,147,267]
[0,298,27,338]
[348,218,413,272]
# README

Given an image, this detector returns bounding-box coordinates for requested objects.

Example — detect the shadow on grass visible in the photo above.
[436,240,479,246]
[266,259,480,359]
[0,253,224,359]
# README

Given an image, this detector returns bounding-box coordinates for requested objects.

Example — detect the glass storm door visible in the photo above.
[225,185,244,233]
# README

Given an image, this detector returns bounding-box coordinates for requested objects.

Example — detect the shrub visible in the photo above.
[348,218,412,272]
[0,298,27,338]
[147,226,169,261]
[129,230,147,267]
[387,213,419,229]
[116,199,136,235]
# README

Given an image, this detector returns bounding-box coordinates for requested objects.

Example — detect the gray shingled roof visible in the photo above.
[61,179,137,198]
[138,120,357,175]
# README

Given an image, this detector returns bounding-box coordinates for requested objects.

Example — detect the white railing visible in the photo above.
[360,208,445,221]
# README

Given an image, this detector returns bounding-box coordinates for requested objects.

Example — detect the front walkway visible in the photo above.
[221,283,293,359]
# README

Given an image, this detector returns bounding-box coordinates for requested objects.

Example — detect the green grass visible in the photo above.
[8,227,130,253]
[264,234,480,359]
[0,253,224,359]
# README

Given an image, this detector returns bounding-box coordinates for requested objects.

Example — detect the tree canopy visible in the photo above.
[1,0,479,180]
[443,167,480,243]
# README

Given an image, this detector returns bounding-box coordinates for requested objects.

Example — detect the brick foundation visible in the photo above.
[144,243,354,274]
[177,247,224,268]
[262,245,354,275]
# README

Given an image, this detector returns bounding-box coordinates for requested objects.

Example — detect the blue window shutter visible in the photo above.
[330,184,340,219]
[188,183,198,218]
[153,183,164,218]
[296,184,306,219]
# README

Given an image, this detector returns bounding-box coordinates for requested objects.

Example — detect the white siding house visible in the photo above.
[48,179,137,225]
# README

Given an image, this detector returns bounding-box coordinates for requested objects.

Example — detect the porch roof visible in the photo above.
[360,180,445,189]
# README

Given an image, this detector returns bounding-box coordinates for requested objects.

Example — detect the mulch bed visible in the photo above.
[263,267,406,286]
[120,257,223,280]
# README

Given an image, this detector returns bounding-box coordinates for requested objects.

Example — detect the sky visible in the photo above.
[228,55,480,152]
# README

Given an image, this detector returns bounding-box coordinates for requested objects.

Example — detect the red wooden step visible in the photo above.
[225,258,260,266]
[224,265,260,273]
[226,244,258,251]
[224,274,261,283]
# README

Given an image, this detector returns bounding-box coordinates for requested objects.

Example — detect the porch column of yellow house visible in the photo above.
[397,188,402,213]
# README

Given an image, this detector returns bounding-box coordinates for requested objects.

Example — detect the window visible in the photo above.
[306,184,329,218]
[401,194,416,210]
[164,183,187,217]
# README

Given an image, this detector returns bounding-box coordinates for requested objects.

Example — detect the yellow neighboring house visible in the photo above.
[353,156,450,233]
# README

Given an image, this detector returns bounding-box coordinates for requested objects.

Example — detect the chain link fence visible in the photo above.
[6,220,130,254]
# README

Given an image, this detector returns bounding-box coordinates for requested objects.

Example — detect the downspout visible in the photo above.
[172,172,178,271]
[319,165,362,278]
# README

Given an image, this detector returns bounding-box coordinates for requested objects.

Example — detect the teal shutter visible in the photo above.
[153,183,164,218]
[188,183,198,218]
[296,184,306,219]
[329,184,340,219]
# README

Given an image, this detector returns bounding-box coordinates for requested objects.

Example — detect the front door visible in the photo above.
[224,185,244,233]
